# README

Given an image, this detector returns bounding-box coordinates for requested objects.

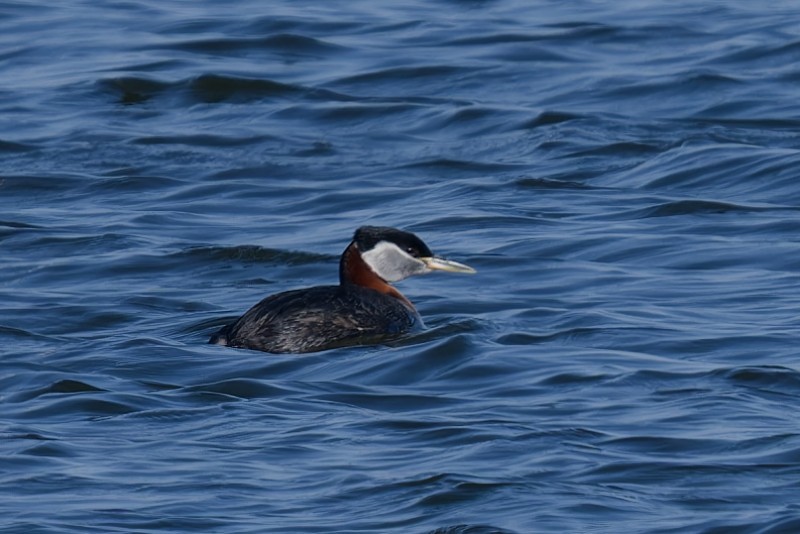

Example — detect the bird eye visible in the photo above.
[406,247,418,257]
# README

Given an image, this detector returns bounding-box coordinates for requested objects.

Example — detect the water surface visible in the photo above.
[3,1,800,532]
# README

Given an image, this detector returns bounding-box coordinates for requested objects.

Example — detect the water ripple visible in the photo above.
[160,33,347,55]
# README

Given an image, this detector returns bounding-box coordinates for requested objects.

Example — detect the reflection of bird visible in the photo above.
[210,226,475,354]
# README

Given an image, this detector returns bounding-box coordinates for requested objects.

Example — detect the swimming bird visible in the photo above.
[209,226,475,353]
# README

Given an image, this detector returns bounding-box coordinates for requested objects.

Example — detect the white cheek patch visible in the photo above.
[361,241,428,282]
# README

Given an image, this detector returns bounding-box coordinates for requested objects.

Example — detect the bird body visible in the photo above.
[210,226,474,354]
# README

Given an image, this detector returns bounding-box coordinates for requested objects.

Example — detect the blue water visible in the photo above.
[3,1,800,532]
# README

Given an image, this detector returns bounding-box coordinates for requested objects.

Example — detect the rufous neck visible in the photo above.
[339,242,415,310]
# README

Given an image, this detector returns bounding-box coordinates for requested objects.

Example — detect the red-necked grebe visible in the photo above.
[209,226,475,353]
